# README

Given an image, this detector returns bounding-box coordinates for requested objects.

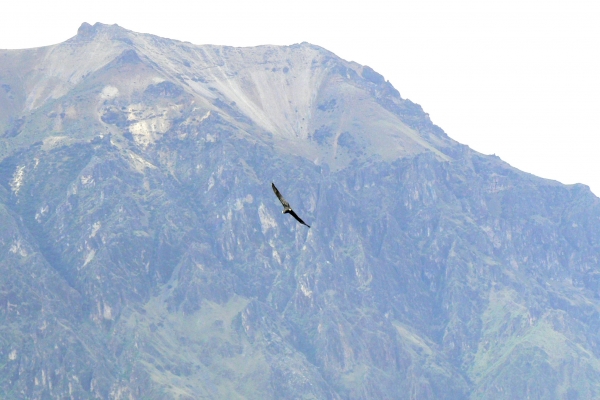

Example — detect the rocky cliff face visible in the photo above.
[1,22,600,399]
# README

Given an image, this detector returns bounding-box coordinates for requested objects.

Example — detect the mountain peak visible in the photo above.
[1,25,454,169]
[76,22,96,37]
[75,22,130,41]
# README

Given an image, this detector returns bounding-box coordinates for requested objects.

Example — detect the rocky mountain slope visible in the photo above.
[1,22,600,399]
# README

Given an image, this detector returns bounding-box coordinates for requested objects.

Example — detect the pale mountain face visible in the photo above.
[1,22,600,399]
[0,22,452,170]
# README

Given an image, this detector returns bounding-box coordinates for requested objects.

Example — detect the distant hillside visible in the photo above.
[1,22,599,399]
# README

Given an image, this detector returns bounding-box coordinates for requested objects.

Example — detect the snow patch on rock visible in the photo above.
[83,249,96,267]
[10,166,25,195]
[258,203,277,233]
[127,103,182,148]
[9,240,28,257]
[90,221,101,238]
[100,85,119,99]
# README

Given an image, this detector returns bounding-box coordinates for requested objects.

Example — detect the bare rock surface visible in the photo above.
[1,23,600,399]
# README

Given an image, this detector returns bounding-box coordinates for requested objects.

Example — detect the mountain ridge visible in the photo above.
[1,22,599,399]
[1,22,454,169]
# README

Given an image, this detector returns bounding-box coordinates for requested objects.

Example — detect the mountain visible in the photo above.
[1,22,600,399]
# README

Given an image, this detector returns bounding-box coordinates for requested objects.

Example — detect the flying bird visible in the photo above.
[272,183,310,228]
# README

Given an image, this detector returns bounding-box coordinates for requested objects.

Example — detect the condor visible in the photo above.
[271,183,310,228]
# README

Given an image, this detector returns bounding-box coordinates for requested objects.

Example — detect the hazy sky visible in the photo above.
[2,0,599,194]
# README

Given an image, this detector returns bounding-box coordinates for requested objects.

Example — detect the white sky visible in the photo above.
[2,0,599,194]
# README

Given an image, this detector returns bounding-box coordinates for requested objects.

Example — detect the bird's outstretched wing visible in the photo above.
[272,183,290,209]
[272,182,311,228]
[289,210,310,228]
